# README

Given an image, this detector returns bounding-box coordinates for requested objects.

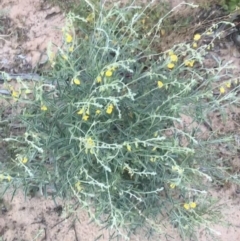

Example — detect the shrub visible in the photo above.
[1,1,240,240]
[223,0,240,11]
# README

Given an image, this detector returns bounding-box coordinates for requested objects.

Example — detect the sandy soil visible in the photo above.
[0,0,240,240]
[0,0,63,72]
[0,190,113,241]
[1,186,240,241]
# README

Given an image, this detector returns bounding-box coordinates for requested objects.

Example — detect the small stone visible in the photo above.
[231,31,240,47]
[39,54,48,65]
[235,188,240,194]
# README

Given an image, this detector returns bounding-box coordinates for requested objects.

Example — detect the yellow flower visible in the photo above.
[170,183,176,189]
[49,52,55,62]
[157,81,164,88]
[189,202,197,209]
[25,89,32,94]
[207,43,214,50]
[82,114,89,121]
[73,78,81,85]
[86,13,95,22]
[160,29,165,36]
[193,33,201,41]
[86,137,95,147]
[192,42,198,48]
[22,157,28,164]
[106,104,114,114]
[77,108,84,115]
[167,63,175,69]
[51,62,56,68]
[172,166,178,171]
[112,40,118,46]
[6,175,11,182]
[170,54,178,62]
[110,66,117,71]
[184,60,195,67]
[62,55,68,60]
[172,165,184,174]
[206,31,213,35]
[75,181,82,192]
[41,105,48,111]
[126,144,131,152]
[95,109,101,114]
[65,33,73,43]
[150,157,156,162]
[220,86,225,94]
[168,50,174,56]
[69,46,74,52]
[183,203,190,210]
[11,90,20,98]
[85,137,95,154]
[96,76,102,83]
[225,82,231,88]
[0,174,4,181]
[105,70,113,77]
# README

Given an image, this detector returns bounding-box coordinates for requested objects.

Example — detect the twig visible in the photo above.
[0,73,45,82]
[72,221,80,241]
[0,89,10,95]
[51,203,80,229]
[0,72,58,84]
[51,214,71,229]
[41,228,47,241]
[0,72,57,96]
